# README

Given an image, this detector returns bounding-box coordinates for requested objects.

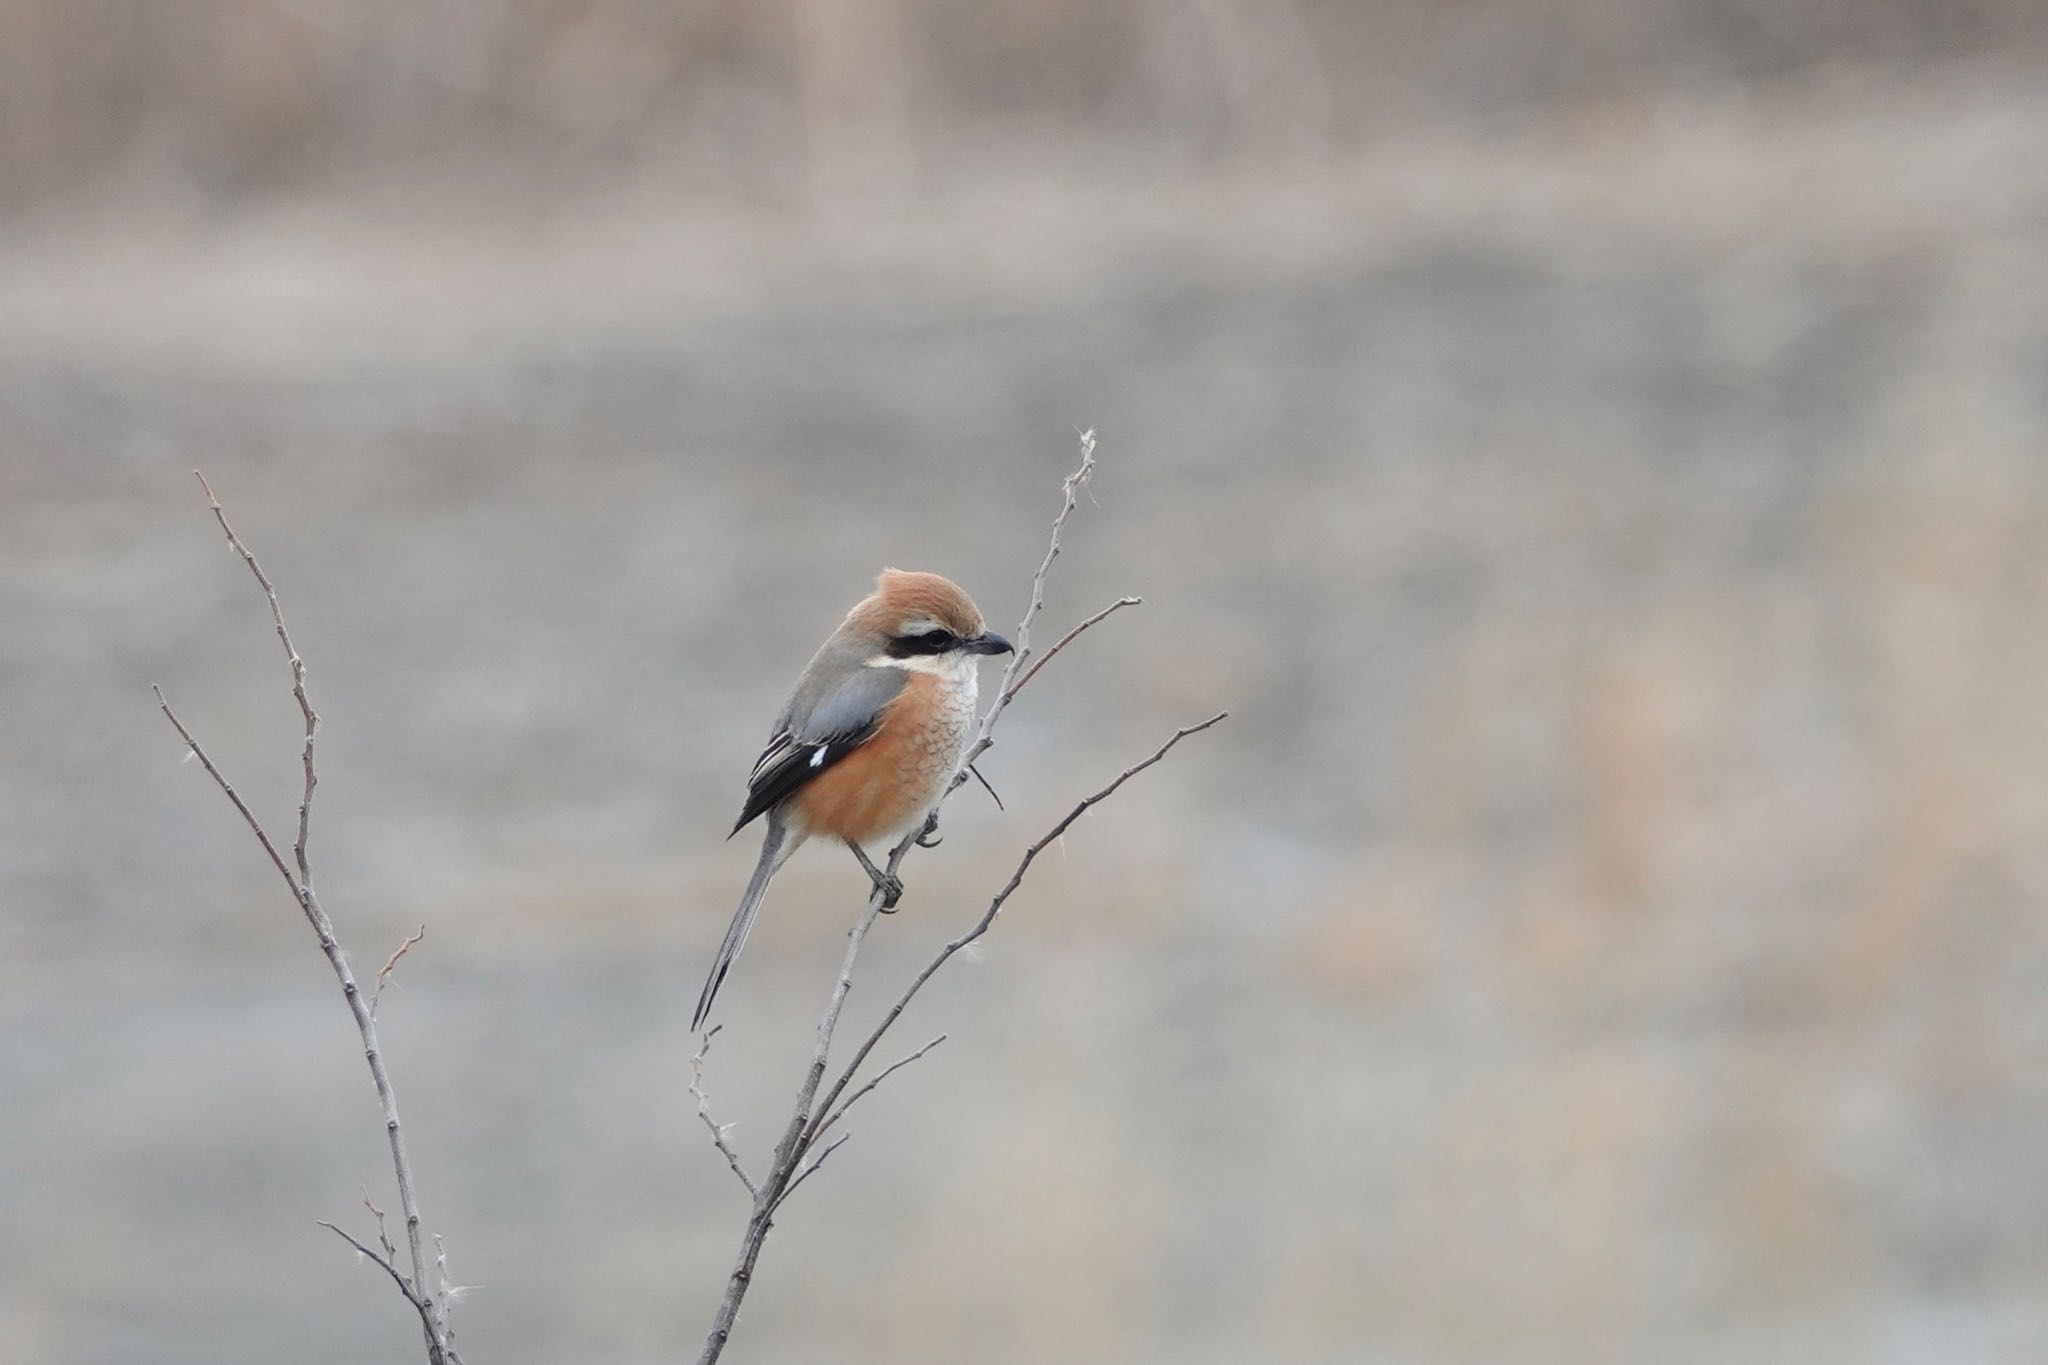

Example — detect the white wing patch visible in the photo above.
[810,746,828,768]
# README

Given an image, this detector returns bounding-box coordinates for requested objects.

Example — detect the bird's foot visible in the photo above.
[848,841,905,911]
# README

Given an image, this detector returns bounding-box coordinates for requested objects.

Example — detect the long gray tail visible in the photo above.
[693,818,794,1031]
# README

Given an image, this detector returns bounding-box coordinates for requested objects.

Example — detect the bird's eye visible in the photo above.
[886,627,959,658]
[888,628,953,658]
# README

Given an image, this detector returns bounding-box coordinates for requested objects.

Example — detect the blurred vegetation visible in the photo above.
[4,0,2046,207]
[5,4,2048,1365]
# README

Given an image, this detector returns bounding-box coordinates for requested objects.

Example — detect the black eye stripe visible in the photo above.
[886,628,957,658]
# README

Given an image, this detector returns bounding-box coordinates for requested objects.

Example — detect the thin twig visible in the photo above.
[772,1132,852,1211]
[195,471,320,890]
[965,763,1004,811]
[807,1034,946,1149]
[160,476,453,1365]
[1005,596,1142,701]
[154,687,297,898]
[690,1027,757,1198]
[363,1185,396,1263]
[800,712,1228,1158]
[318,1221,428,1312]
[950,429,1097,793]
[371,926,427,1021]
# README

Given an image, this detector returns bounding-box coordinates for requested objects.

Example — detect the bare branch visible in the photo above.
[194,471,320,889]
[363,1185,396,1263]
[803,712,1228,1157]
[161,476,453,1364]
[318,1222,466,1365]
[964,763,1004,812]
[153,686,299,899]
[694,866,899,1365]
[808,1034,946,1149]
[1005,595,1142,701]
[371,926,427,1021]
[772,1132,852,1211]
[951,429,1097,791]
[690,1027,757,1198]
[377,927,427,989]
[318,1220,425,1310]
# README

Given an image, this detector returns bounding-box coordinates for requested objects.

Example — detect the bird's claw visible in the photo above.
[848,839,905,910]
[915,826,943,849]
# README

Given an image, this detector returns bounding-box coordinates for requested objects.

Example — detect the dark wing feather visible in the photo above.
[729,723,875,833]
[730,666,907,835]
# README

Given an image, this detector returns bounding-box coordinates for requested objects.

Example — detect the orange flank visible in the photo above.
[788,673,959,844]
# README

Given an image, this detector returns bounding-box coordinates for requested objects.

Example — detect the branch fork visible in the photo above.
[157,474,460,1365]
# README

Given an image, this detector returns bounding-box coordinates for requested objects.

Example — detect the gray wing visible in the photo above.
[732,662,907,835]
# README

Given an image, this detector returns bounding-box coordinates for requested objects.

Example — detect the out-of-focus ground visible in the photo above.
[5,4,2048,1363]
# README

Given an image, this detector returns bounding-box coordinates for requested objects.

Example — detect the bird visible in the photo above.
[691,568,1013,1030]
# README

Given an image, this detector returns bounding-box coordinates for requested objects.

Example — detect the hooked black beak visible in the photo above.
[967,631,1014,655]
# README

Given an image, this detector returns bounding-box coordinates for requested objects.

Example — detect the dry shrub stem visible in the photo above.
[691,1027,758,1199]
[156,437,1222,1365]
[372,926,428,1021]
[1004,594,1141,700]
[690,431,1227,1363]
[805,1032,947,1152]
[155,474,459,1365]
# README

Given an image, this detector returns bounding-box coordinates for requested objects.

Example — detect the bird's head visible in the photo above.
[850,568,1013,662]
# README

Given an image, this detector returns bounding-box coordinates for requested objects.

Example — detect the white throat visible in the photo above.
[867,651,984,692]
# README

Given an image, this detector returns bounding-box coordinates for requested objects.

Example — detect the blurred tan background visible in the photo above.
[6,3,2048,1363]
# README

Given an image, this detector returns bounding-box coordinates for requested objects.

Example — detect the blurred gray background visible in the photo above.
[5,3,2048,1363]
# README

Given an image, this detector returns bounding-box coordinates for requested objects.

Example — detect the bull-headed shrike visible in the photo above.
[691,569,1011,1029]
